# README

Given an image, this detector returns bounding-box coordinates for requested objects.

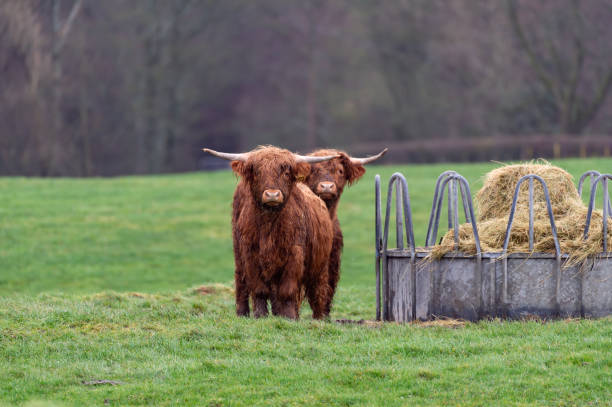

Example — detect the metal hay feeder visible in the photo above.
[375,171,612,322]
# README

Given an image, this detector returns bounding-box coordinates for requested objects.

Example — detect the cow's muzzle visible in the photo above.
[316,182,337,199]
[262,189,284,207]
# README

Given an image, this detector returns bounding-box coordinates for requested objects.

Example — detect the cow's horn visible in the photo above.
[294,154,340,163]
[202,148,249,162]
[349,148,388,165]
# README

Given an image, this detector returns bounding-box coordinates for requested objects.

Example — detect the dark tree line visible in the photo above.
[1,0,611,176]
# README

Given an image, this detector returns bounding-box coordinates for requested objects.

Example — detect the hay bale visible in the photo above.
[430,162,612,266]
[477,162,580,221]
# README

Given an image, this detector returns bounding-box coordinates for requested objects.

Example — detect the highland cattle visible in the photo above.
[304,148,387,313]
[203,146,338,319]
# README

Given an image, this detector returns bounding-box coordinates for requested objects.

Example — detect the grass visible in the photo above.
[1,157,611,406]
[2,289,612,406]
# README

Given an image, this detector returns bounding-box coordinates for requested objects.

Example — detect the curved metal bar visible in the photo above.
[381,172,416,320]
[375,175,382,321]
[434,174,484,317]
[375,175,382,256]
[460,183,472,224]
[426,171,458,246]
[396,182,404,250]
[528,177,534,251]
[578,171,601,196]
[456,178,482,257]
[447,181,454,230]
[429,174,482,255]
[427,172,473,247]
[579,170,612,215]
[381,173,416,255]
[457,176,484,318]
[501,175,561,314]
[431,181,448,247]
[606,180,609,253]
[501,175,561,256]
[584,174,612,253]
[451,180,459,246]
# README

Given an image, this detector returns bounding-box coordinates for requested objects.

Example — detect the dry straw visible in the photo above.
[430,161,612,266]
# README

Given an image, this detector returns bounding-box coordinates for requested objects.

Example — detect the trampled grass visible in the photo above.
[1,157,611,405]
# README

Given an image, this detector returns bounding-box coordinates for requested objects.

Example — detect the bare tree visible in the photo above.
[129,0,230,173]
[0,0,50,175]
[1,0,611,176]
[47,0,84,174]
[508,0,612,134]
[364,0,444,140]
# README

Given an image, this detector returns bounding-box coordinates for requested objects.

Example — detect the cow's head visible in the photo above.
[203,146,339,210]
[304,148,387,208]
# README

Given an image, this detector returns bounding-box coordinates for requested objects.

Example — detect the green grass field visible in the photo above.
[1,158,611,406]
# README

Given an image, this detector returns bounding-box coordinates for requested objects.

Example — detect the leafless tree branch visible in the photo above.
[54,0,83,53]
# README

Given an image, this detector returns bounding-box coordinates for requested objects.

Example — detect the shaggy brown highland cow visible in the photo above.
[203,146,338,319]
[304,148,387,314]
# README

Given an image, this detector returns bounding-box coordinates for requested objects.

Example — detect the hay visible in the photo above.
[430,161,612,266]
[412,318,466,328]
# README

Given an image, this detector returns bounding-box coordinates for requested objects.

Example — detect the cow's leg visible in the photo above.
[270,287,286,316]
[276,247,304,320]
[233,231,250,316]
[245,263,269,318]
[273,286,305,317]
[253,293,269,318]
[324,229,343,315]
[270,290,280,315]
[307,262,331,320]
[235,266,250,317]
[273,297,298,319]
[272,293,300,319]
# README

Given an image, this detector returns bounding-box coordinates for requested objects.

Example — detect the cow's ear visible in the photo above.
[231,161,252,179]
[293,162,311,182]
[340,154,366,185]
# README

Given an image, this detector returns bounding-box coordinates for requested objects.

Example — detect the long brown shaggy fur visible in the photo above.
[231,146,334,319]
[303,149,367,314]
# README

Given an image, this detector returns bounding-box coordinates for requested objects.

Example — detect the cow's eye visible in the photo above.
[284,170,291,178]
[338,168,344,175]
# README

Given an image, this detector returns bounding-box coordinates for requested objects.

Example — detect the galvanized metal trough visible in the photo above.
[374,171,612,322]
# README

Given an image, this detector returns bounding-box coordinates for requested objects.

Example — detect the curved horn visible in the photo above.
[294,154,340,163]
[349,148,388,165]
[202,148,249,162]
